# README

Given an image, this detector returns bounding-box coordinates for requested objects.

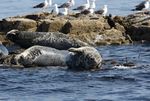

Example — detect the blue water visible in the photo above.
[0,44,150,101]
[0,0,146,19]
[1,0,150,101]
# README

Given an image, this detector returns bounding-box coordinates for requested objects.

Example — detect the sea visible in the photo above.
[0,0,150,101]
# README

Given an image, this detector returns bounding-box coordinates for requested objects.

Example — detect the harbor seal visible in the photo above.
[13,45,102,70]
[15,45,68,66]
[6,30,88,50]
[66,46,102,70]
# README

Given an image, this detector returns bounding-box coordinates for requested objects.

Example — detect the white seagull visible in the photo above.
[90,0,96,9]
[132,0,150,11]
[58,8,69,16]
[53,4,59,15]
[80,8,94,15]
[73,0,90,11]
[49,0,52,6]
[95,5,108,16]
[58,0,75,8]
[33,0,49,10]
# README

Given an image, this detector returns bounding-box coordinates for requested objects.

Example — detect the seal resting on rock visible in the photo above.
[15,45,68,66]
[8,45,102,70]
[6,30,88,50]
[66,46,102,70]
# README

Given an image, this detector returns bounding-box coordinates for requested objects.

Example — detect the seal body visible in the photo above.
[15,45,68,66]
[4,45,102,70]
[66,46,102,70]
[6,30,88,50]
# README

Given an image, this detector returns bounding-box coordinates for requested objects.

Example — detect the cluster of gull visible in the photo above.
[33,0,150,16]
[33,0,108,16]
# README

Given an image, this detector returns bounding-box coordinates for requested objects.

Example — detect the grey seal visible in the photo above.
[15,45,68,66]
[66,46,102,70]
[14,45,102,70]
[6,30,88,50]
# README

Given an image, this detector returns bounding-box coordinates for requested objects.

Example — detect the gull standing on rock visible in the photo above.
[73,0,90,11]
[58,8,69,16]
[132,0,150,11]
[49,0,52,7]
[90,0,96,9]
[53,4,59,15]
[58,0,75,8]
[33,0,49,11]
[95,5,108,16]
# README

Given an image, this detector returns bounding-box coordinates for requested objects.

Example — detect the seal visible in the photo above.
[66,46,102,70]
[6,30,88,50]
[11,45,102,70]
[15,45,68,66]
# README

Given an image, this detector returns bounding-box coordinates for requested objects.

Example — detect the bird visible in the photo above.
[95,5,108,16]
[106,14,116,29]
[58,8,69,16]
[80,8,94,15]
[73,0,90,11]
[49,0,52,6]
[132,0,150,11]
[33,0,49,11]
[58,0,75,8]
[53,4,59,15]
[90,0,96,9]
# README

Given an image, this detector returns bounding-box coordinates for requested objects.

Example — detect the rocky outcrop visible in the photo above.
[0,12,130,46]
[116,12,150,42]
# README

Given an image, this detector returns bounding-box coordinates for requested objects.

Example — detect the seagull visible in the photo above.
[58,8,69,16]
[58,0,75,8]
[49,0,52,6]
[132,0,150,11]
[95,5,108,16]
[80,8,94,15]
[52,4,59,15]
[73,0,90,11]
[33,0,49,10]
[90,0,96,9]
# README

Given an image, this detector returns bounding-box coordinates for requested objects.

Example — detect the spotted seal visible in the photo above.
[6,30,88,50]
[14,45,102,70]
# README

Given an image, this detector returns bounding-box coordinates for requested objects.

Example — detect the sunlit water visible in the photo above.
[0,0,146,19]
[0,0,150,101]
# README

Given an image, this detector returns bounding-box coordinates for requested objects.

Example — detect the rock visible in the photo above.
[0,18,37,32]
[94,29,129,45]
[37,19,66,32]
[124,12,150,41]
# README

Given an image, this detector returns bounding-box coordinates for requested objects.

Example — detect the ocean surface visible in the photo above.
[0,0,150,101]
